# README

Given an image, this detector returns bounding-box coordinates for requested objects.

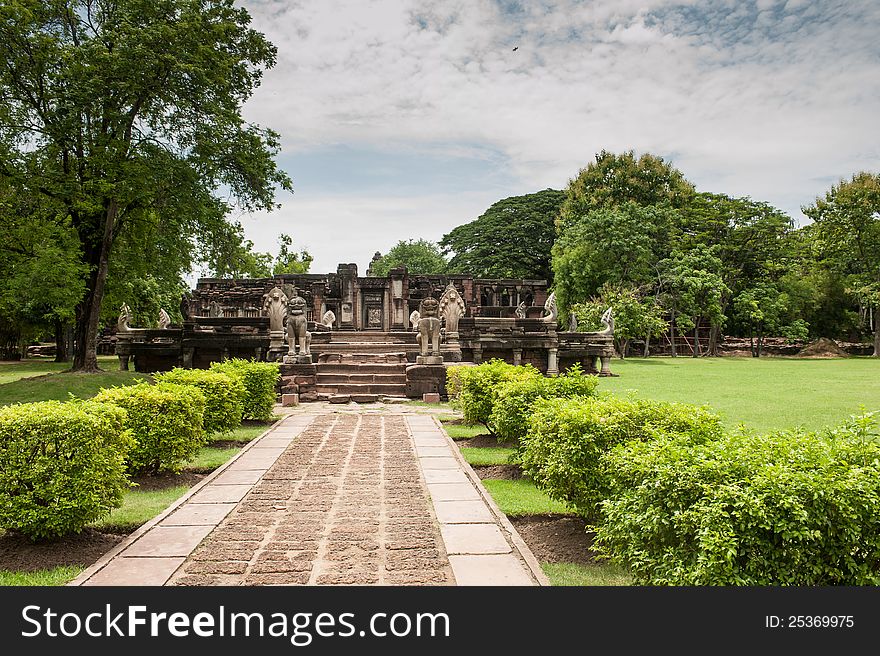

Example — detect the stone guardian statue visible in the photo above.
[117,304,132,332]
[409,310,420,331]
[438,283,465,336]
[158,308,171,329]
[262,286,289,334]
[416,297,442,364]
[542,292,558,325]
[285,294,312,363]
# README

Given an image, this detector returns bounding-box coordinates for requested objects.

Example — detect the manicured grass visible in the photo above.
[597,356,880,432]
[482,478,573,516]
[0,359,72,385]
[0,566,84,587]
[442,422,491,440]
[213,420,278,443]
[405,400,452,408]
[89,486,190,533]
[460,447,516,466]
[187,447,240,472]
[0,370,151,406]
[543,562,632,586]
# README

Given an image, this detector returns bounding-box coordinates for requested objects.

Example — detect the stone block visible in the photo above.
[422,392,441,403]
[329,395,350,404]
[282,393,299,406]
[299,392,318,402]
[350,394,379,403]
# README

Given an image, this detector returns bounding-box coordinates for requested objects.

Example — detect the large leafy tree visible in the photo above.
[368,239,447,277]
[658,247,729,357]
[557,150,695,232]
[0,0,291,371]
[680,192,794,351]
[440,189,564,280]
[551,203,678,315]
[803,171,880,356]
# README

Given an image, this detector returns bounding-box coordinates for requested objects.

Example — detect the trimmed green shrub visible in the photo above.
[520,396,723,520]
[154,368,244,435]
[0,400,132,540]
[95,382,206,473]
[490,364,599,443]
[448,359,541,428]
[595,413,880,585]
[210,359,280,421]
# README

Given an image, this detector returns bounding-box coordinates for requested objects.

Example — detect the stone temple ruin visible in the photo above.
[115,264,615,402]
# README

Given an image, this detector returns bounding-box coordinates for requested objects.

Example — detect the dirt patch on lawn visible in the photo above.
[510,515,599,565]
[459,434,516,448]
[0,529,124,572]
[473,464,523,480]
[129,470,207,492]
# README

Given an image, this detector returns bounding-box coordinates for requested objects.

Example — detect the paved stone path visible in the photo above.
[71,406,546,586]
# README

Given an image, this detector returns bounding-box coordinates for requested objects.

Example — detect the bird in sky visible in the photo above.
[512,46,518,51]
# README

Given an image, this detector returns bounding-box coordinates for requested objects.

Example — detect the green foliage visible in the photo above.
[440,189,565,280]
[558,150,695,233]
[0,400,132,540]
[154,368,244,435]
[95,382,206,474]
[0,0,291,369]
[520,396,723,520]
[803,171,880,354]
[595,413,880,585]
[210,359,280,421]
[273,233,313,275]
[368,239,448,276]
[552,204,678,311]
[490,365,599,443]
[571,283,667,357]
[447,360,541,429]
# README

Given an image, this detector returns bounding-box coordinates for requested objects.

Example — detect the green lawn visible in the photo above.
[89,485,191,533]
[543,562,632,586]
[597,356,880,432]
[460,446,517,466]
[444,423,492,440]
[482,478,573,516]
[0,566,84,587]
[0,359,72,385]
[0,370,151,406]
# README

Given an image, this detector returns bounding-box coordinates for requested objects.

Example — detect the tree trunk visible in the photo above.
[708,323,719,357]
[71,203,118,372]
[750,330,755,358]
[757,327,764,358]
[670,313,677,357]
[693,324,701,358]
[643,335,650,357]
[53,319,69,363]
[874,306,880,357]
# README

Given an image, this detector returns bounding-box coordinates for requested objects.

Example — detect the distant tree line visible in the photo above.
[371,151,880,358]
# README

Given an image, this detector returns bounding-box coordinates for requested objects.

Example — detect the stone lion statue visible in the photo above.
[416,297,441,357]
[285,295,311,356]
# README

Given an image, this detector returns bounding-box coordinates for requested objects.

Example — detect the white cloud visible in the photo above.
[232,0,880,270]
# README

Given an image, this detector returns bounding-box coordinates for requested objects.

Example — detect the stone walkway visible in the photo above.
[70,406,547,586]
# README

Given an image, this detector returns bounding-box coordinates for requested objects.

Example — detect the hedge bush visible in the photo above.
[595,413,880,585]
[520,396,723,520]
[0,400,132,540]
[154,368,244,435]
[448,359,541,428]
[210,359,280,421]
[95,382,206,474]
[490,364,599,443]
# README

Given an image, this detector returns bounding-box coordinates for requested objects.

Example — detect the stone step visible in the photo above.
[316,383,408,395]
[316,373,407,385]
[326,331,415,343]
[316,343,417,353]
[316,363,407,374]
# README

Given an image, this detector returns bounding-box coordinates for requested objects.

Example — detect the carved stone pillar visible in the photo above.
[547,347,559,377]
[389,268,408,331]
[512,348,522,367]
[337,263,358,330]
[599,356,613,376]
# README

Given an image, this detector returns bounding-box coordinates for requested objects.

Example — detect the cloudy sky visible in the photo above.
[230,0,880,274]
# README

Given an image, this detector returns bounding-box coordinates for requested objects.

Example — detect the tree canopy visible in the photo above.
[803,171,880,355]
[440,189,564,280]
[0,0,291,370]
[368,239,448,277]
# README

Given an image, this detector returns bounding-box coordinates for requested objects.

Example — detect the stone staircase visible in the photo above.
[314,352,408,401]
